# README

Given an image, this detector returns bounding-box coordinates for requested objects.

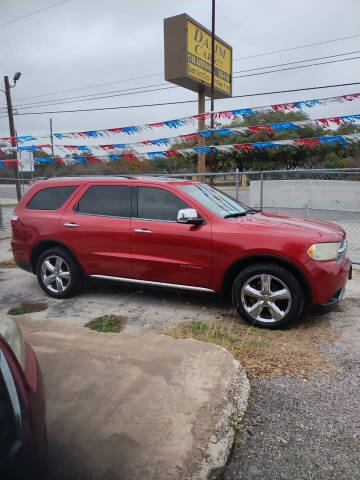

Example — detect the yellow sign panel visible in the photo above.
[187,20,232,95]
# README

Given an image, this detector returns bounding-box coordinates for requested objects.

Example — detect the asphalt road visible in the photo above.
[222,293,360,480]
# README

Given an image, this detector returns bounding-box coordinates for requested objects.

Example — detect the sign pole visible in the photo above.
[197,87,206,174]
[209,0,216,178]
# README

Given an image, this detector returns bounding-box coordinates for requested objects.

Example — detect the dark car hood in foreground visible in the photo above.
[235,211,345,240]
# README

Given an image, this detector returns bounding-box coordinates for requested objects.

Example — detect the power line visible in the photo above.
[233,55,360,79]
[13,85,178,110]
[10,50,360,111]
[234,34,360,61]
[15,73,164,102]
[13,56,360,113]
[1,0,71,26]
[13,34,360,102]
[11,82,360,116]
[233,50,360,74]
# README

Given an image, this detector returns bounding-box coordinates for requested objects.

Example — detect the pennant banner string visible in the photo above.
[2,114,360,154]
[1,93,360,144]
[1,134,359,168]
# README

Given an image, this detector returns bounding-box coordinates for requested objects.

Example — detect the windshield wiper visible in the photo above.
[224,209,260,219]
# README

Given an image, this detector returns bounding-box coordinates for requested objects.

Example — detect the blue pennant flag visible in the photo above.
[74,156,87,162]
[197,130,211,137]
[122,126,139,135]
[341,114,360,123]
[164,119,185,129]
[84,130,102,138]
[214,128,232,136]
[17,135,37,143]
[108,155,121,161]
[269,122,300,132]
[317,136,348,145]
[0,161,4,168]
[253,142,281,151]
[113,144,127,149]
[34,157,53,164]
[77,146,91,152]
[54,133,65,139]
[150,138,169,146]
[147,151,167,158]
[294,100,320,110]
[18,145,37,151]
[231,108,255,117]
[194,146,212,153]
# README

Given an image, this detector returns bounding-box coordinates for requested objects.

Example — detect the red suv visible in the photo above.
[11,176,351,328]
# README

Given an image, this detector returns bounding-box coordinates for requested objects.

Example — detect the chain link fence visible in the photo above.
[1,169,359,262]
[163,169,360,263]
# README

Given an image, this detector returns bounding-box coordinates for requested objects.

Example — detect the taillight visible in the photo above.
[10,214,18,229]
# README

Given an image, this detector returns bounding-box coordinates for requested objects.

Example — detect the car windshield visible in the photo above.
[178,183,252,219]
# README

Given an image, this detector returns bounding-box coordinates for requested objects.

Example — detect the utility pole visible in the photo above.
[4,75,21,201]
[209,0,216,180]
[197,87,206,174]
[50,118,55,177]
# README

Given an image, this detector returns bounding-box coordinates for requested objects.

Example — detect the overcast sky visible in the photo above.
[1,0,360,143]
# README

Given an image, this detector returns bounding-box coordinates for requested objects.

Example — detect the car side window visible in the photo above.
[137,186,189,222]
[26,186,78,210]
[76,185,131,218]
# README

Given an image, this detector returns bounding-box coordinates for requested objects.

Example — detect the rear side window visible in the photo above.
[27,186,77,210]
[77,185,131,217]
[138,186,189,221]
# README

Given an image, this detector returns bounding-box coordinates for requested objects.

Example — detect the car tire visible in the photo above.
[36,247,82,299]
[232,263,303,329]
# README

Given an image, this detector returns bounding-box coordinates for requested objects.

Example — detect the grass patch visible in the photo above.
[166,314,341,380]
[85,315,127,333]
[8,302,48,316]
[0,258,16,268]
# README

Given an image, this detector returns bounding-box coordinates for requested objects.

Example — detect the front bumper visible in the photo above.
[310,263,352,315]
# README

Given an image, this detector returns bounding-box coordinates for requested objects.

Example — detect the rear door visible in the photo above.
[131,184,212,288]
[60,183,132,277]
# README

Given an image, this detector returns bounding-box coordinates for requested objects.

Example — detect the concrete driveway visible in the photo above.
[16,317,248,480]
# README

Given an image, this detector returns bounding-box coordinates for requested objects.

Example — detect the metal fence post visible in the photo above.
[260,171,264,210]
[235,168,239,200]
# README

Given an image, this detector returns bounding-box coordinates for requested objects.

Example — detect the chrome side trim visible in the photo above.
[89,274,215,293]
[0,350,22,433]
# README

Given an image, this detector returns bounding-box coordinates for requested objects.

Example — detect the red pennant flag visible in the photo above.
[55,158,64,165]
[108,128,124,133]
[248,125,275,135]
[180,133,199,141]
[271,103,296,112]
[148,122,165,128]
[64,145,79,151]
[294,138,321,148]
[342,93,360,101]
[86,156,100,164]
[99,145,115,150]
[123,153,138,162]
[165,150,180,156]
[234,144,256,152]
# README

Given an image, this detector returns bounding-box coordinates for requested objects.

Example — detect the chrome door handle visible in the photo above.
[64,223,79,228]
[134,228,152,234]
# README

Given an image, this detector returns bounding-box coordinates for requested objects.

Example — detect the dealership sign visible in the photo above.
[164,13,232,99]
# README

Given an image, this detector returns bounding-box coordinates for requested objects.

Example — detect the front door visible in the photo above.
[131,185,212,288]
[60,183,132,277]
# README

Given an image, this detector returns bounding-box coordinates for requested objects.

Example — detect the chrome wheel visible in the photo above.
[240,274,292,324]
[41,255,71,294]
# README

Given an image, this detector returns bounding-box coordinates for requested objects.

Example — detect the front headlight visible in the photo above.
[307,242,339,261]
[0,316,26,371]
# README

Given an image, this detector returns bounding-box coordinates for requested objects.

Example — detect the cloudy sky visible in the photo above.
[1,0,360,143]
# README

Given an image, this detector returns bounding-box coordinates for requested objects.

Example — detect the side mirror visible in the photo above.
[177,208,203,225]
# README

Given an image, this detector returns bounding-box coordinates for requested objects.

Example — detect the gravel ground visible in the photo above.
[223,297,360,480]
